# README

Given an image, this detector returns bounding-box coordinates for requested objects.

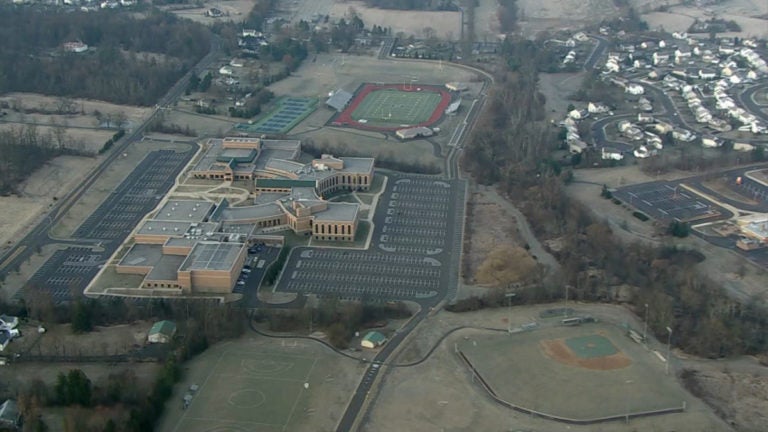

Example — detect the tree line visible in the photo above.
[0,7,211,106]
[9,296,246,430]
[0,125,87,195]
[460,31,768,359]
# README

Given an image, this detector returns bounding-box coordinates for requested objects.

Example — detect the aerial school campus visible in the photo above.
[2,0,768,430]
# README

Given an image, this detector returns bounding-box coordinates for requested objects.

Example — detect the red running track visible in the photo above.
[333,83,452,132]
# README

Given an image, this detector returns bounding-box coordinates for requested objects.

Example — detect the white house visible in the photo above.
[702,137,722,148]
[698,69,717,80]
[218,66,233,76]
[587,102,610,114]
[601,147,624,160]
[569,140,588,154]
[733,143,755,152]
[625,83,645,95]
[637,113,654,124]
[633,146,651,158]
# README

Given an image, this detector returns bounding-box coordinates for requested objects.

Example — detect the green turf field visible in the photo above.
[171,350,316,432]
[351,89,442,125]
[565,334,618,358]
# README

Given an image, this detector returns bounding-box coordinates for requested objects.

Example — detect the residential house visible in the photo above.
[601,147,624,161]
[625,83,645,95]
[698,69,717,80]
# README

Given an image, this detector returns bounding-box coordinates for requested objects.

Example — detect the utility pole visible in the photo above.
[643,303,649,345]
[505,293,516,333]
[666,326,673,375]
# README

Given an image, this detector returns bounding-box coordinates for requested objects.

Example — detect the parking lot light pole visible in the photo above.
[625,379,634,424]
[643,303,649,345]
[505,293,516,333]
[666,326,673,375]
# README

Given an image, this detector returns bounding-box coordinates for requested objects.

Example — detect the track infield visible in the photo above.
[333,83,451,131]
[459,324,687,420]
[169,348,316,432]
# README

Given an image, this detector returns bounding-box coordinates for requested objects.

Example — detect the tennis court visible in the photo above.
[235,97,317,135]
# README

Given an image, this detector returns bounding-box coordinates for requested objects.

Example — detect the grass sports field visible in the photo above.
[334,83,451,131]
[351,89,442,125]
[459,324,687,420]
[167,346,316,432]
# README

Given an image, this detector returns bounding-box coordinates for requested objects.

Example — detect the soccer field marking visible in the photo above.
[171,350,228,432]
[215,374,307,383]
[184,416,284,427]
[282,357,318,432]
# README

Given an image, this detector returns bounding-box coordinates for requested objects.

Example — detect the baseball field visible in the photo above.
[459,323,686,421]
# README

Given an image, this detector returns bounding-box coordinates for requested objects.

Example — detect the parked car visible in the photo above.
[236,281,245,287]
[241,268,251,274]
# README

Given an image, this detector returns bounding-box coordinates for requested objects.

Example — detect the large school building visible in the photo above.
[91,137,375,296]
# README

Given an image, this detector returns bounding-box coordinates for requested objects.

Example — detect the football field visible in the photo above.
[351,88,442,126]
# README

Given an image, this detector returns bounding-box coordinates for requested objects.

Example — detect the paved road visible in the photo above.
[334,58,492,432]
[0,36,222,283]
[738,83,768,123]
[584,35,609,71]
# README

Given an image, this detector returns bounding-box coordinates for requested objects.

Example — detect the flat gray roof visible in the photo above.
[155,200,215,222]
[340,157,375,174]
[253,192,288,204]
[266,158,305,174]
[147,254,186,281]
[219,223,257,236]
[165,237,198,247]
[137,220,192,236]
[314,202,359,222]
[119,243,164,267]
[180,242,244,271]
[220,203,284,221]
[192,139,224,172]
[255,148,300,170]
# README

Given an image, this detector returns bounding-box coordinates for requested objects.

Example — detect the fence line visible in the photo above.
[457,350,685,425]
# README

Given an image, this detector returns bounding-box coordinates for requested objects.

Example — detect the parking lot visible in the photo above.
[275,175,463,302]
[23,149,194,302]
[614,181,723,223]
[74,150,192,240]
[20,248,104,302]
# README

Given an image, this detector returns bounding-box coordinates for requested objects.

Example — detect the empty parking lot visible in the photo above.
[275,175,464,302]
[75,150,192,240]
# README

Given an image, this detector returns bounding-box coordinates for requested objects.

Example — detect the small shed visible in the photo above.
[148,320,177,344]
[361,331,387,349]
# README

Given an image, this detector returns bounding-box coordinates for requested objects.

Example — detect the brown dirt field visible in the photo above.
[0,93,150,129]
[700,178,759,205]
[540,338,632,370]
[0,155,101,252]
[465,187,525,283]
[329,1,460,40]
